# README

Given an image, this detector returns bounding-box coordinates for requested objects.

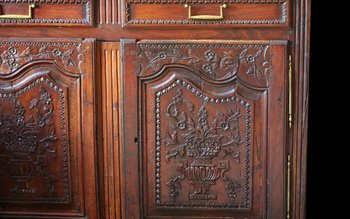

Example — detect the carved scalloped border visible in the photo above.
[138,42,266,49]
[0,1,91,25]
[125,0,287,25]
[155,79,251,209]
[0,77,70,203]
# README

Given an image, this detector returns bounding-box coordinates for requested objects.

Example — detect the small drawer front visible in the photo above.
[0,0,92,26]
[123,0,289,28]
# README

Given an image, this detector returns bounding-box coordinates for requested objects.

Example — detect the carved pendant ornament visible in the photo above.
[155,79,251,209]
[0,77,69,203]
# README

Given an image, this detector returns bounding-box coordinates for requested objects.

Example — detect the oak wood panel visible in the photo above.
[124,0,289,28]
[0,0,92,26]
[96,42,121,219]
[121,39,288,219]
[0,38,99,218]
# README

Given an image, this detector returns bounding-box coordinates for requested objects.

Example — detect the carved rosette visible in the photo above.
[155,79,251,209]
[0,77,69,203]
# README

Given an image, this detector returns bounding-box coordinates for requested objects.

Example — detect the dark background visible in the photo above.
[307,0,324,217]
[307,1,343,218]
[307,1,321,217]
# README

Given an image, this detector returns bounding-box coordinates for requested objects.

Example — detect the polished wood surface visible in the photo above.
[0,0,311,218]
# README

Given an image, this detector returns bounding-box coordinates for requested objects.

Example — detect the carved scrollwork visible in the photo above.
[136,42,271,87]
[155,79,251,209]
[0,41,84,77]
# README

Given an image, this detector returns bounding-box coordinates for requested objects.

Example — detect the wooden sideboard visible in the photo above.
[0,1,311,218]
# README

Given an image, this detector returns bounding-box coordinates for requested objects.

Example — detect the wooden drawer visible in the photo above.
[0,0,92,26]
[123,0,289,28]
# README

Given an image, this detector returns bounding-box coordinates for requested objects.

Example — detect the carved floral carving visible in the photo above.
[136,42,271,87]
[0,77,69,203]
[155,79,251,209]
[0,41,84,77]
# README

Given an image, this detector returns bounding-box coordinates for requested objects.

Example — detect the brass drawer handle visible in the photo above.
[0,4,35,19]
[184,4,227,20]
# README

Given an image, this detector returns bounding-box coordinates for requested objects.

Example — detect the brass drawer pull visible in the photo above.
[184,4,227,20]
[0,4,35,19]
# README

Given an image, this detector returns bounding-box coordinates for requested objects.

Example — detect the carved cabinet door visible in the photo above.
[0,39,98,218]
[121,40,288,219]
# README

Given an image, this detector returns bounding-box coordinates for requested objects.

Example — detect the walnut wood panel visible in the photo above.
[0,38,98,218]
[121,39,288,219]
[96,42,121,219]
[123,0,289,28]
[0,0,92,26]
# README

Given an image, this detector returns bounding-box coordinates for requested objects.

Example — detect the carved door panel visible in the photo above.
[0,39,98,218]
[121,40,288,219]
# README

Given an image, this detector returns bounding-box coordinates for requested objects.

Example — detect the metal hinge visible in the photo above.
[288,55,293,129]
[287,154,292,219]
